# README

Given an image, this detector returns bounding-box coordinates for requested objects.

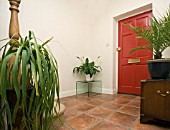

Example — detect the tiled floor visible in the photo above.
[56,93,170,130]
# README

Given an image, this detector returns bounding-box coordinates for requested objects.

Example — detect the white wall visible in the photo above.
[0,0,170,97]
[0,0,93,97]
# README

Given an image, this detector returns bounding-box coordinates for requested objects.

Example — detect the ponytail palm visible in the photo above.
[127,8,170,59]
[0,31,60,130]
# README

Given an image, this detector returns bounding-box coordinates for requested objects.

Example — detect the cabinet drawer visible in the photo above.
[141,80,170,121]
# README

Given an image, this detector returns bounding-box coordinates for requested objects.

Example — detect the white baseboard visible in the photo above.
[59,88,117,98]
[102,88,116,94]
[59,90,76,98]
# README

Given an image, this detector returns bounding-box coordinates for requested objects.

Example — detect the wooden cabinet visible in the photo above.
[140,79,170,123]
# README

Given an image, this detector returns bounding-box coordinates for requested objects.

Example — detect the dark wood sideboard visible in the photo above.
[140,79,170,123]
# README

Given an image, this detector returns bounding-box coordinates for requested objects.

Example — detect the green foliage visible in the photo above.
[0,31,60,130]
[73,56,102,78]
[126,7,170,59]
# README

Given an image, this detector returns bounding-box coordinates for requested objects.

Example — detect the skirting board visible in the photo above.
[59,88,117,98]
[59,90,76,98]
[102,88,116,95]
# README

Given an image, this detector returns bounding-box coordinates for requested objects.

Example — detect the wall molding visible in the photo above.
[59,90,76,98]
[102,88,116,94]
[59,87,117,98]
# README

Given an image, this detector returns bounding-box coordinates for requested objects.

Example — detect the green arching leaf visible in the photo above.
[21,50,29,115]
[31,61,39,96]
[31,31,45,98]
[42,37,53,47]
[27,88,35,116]
[0,52,16,127]
[11,46,22,122]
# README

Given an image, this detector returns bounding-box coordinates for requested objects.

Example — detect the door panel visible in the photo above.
[118,11,152,95]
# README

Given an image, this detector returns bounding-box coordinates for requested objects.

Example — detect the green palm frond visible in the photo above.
[125,7,170,59]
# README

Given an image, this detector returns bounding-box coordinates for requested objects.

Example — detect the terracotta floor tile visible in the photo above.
[90,121,127,130]
[101,102,123,110]
[112,93,124,98]
[64,108,82,120]
[76,97,92,102]
[67,113,100,130]
[127,101,140,108]
[63,100,82,108]
[105,112,138,127]
[118,95,137,100]
[118,106,140,116]
[94,94,111,97]
[86,107,113,118]
[97,96,115,102]
[60,95,76,103]
[132,120,170,130]
[94,94,114,99]
[58,125,72,130]
[76,103,96,112]
[112,98,131,105]
[77,93,89,97]
[132,97,141,102]
[87,99,105,106]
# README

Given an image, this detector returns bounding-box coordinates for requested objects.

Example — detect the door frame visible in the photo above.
[113,3,152,93]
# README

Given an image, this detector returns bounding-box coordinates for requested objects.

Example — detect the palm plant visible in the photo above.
[126,7,170,59]
[73,56,102,78]
[0,31,60,130]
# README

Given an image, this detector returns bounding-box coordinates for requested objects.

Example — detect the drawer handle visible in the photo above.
[157,90,170,97]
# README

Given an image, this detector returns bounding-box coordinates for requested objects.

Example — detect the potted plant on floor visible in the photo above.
[0,31,61,130]
[73,56,102,81]
[126,7,170,79]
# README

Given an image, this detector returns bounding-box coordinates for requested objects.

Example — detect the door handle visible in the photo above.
[128,59,140,64]
[117,47,121,52]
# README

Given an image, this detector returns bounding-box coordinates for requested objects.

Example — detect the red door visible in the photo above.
[118,11,152,95]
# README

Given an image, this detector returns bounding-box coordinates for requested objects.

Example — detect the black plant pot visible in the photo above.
[147,59,170,79]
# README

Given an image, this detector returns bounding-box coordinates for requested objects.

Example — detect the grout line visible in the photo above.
[65,123,76,130]
[102,119,130,129]
[116,110,140,117]
[129,116,140,129]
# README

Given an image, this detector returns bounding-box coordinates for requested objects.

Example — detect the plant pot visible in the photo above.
[85,74,93,81]
[147,59,170,79]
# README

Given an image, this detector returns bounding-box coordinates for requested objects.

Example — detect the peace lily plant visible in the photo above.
[0,31,60,130]
[73,56,102,81]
